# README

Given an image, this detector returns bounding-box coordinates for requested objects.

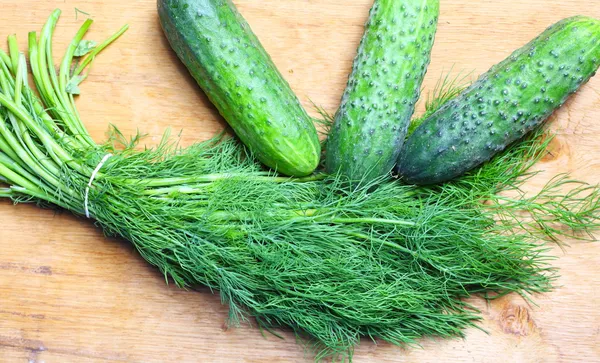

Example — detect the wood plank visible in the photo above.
[1,0,599,362]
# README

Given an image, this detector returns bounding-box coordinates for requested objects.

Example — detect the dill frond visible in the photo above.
[408,69,472,136]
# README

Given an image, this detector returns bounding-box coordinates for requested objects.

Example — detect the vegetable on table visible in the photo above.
[398,16,600,185]
[0,9,599,362]
[326,0,439,183]
[157,0,320,177]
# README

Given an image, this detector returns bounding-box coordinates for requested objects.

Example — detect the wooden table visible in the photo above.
[1,1,599,362]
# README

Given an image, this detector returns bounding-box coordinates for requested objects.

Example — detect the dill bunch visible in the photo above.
[0,10,599,361]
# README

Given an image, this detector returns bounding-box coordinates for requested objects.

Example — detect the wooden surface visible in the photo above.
[1,0,600,362]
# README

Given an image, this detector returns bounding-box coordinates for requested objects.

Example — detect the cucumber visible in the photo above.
[158,0,320,177]
[325,0,439,182]
[398,16,600,185]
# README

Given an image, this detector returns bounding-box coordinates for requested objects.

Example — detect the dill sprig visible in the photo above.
[408,69,472,136]
[0,10,598,361]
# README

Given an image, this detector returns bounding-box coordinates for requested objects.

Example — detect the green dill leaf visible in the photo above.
[66,74,85,95]
[408,68,472,136]
[74,40,97,57]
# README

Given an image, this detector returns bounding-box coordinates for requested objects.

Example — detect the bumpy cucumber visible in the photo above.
[326,0,439,182]
[158,0,320,177]
[398,16,600,185]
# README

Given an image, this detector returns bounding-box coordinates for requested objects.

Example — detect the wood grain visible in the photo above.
[1,0,600,362]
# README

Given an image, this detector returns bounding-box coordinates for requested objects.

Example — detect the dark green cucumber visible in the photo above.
[158,0,320,177]
[398,16,600,185]
[326,0,439,182]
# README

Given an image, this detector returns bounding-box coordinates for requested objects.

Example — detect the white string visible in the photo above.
[84,153,112,218]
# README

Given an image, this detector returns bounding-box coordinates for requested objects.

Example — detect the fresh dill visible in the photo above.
[408,68,472,136]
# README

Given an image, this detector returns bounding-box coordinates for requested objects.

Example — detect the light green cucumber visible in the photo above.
[158,0,320,177]
[398,16,600,185]
[326,0,439,183]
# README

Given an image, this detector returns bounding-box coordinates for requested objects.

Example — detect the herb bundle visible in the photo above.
[0,10,599,361]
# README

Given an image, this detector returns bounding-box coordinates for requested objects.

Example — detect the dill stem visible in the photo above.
[59,19,94,94]
[292,209,417,226]
[23,33,73,145]
[344,230,419,255]
[204,209,416,228]
[73,24,130,77]
[0,161,46,196]
[10,185,76,211]
[33,11,81,142]
[0,118,67,193]
[0,134,20,162]
[136,172,326,188]
[7,34,19,74]
[342,230,458,278]
[41,12,95,147]
[0,49,12,71]
[326,217,416,227]
[57,19,94,141]
[8,55,63,178]
[0,91,82,166]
